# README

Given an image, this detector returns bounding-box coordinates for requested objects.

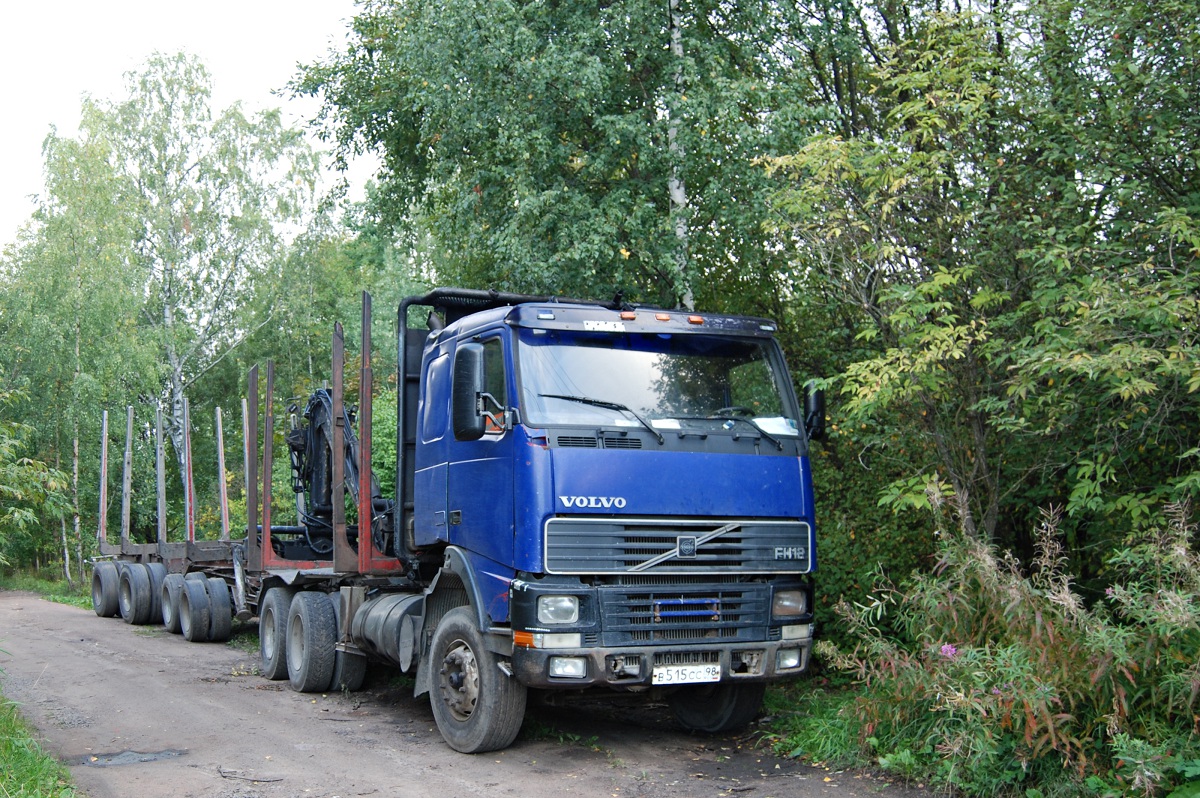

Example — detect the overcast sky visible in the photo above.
[0,0,369,249]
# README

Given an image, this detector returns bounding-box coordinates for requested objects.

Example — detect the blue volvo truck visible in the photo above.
[90,287,822,754]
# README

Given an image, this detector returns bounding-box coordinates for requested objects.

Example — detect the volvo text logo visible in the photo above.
[559,496,627,509]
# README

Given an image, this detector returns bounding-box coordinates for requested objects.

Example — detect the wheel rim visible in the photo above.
[288,611,305,668]
[437,639,480,722]
[119,578,132,615]
[262,606,277,655]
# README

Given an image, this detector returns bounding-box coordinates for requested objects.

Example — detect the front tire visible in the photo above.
[668,682,765,734]
[428,607,526,753]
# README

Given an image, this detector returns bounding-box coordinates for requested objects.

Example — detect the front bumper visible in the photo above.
[510,635,812,690]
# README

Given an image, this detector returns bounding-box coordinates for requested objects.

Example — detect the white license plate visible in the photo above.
[651,664,721,685]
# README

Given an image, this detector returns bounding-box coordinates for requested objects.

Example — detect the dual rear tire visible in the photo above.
[259,588,367,693]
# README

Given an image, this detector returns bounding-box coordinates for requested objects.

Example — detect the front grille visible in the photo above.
[545,517,812,574]
[598,583,768,646]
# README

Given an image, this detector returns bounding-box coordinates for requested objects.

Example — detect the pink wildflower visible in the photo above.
[940,643,958,659]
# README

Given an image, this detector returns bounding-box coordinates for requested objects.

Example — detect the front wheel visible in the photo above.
[668,682,765,734]
[428,607,526,753]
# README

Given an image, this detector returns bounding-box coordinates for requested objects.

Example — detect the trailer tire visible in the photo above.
[259,587,292,680]
[91,562,120,618]
[428,607,527,753]
[118,563,154,625]
[286,591,336,693]
[668,682,765,734]
[206,578,232,643]
[161,573,185,633]
[146,562,166,624]
[180,578,212,642]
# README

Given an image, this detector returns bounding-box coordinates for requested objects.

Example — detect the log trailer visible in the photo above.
[89,288,823,753]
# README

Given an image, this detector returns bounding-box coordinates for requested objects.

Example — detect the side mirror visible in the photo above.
[804,381,826,441]
[452,343,487,441]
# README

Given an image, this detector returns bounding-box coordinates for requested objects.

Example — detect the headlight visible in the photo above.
[772,589,807,618]
[537,595,580,624]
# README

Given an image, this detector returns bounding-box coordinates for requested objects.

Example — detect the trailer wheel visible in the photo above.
[161,573,185,633]
[91,562,120,618]
[259,587,292,680]
[668,682,765,734]
[206,578,232,643]
[146,563,167,624]
[118,563,154,625]
[180,578,212,642]
[286,592,336,693]
[428,607,527,753]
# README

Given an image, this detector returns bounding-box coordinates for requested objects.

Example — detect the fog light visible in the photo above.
[549,656,588,679]
[781,624,811,641]
[777,648,802,670]
[772,590,807,618]
[537,595,580,624]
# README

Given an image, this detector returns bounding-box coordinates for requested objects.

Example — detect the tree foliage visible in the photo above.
[768,0,1200,578]
[296,0,824,307]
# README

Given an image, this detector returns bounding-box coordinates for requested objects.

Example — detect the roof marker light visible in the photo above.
[620,311,637,320]
[761,324,777,332]
[537,311,555,320]
[655,313,671,322]
[688,316,704,325]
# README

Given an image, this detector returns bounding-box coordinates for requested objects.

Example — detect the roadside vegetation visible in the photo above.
[1,1,1197,795]
[0,637,78,798]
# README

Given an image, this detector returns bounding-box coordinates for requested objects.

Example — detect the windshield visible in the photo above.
[516,328,800,437]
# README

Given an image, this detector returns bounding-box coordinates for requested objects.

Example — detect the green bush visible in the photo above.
[818,502,1200,797]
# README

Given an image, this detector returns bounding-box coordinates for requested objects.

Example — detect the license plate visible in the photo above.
[651,664,721,685]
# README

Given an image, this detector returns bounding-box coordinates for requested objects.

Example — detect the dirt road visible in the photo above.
[0,591,909,798]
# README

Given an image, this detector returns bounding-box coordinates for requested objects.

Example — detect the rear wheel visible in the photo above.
[668,682,765,734]
[286,592,336,693]
[161,573,185,633]
[118,563,154,625]
[145,563,167,624]
[180,578,212,642]
[206,578,232,643]
[428,607,526,753]
[91,562,119,618]
[259,587,292,680]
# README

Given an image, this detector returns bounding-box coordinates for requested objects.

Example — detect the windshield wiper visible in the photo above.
[539,394,664,445]
[674,415,784,451]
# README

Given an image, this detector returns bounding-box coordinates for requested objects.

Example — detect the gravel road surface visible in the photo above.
[0,591,915,798]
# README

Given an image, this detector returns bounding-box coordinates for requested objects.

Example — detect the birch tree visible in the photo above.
[88,53,319,485]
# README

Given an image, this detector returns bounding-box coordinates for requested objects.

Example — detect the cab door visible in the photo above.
[445,334,516,573]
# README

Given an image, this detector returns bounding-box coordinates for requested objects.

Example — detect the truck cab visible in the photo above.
[399,289,817,747]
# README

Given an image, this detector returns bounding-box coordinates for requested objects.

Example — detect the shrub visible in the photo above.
[818,501,1200,797]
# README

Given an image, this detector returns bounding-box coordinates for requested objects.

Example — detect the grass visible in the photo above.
[0,570,91,610]
[759,680,865,769]
[0,697,78,797]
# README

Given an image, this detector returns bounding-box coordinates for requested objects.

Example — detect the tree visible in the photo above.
[768,0,1200,576]
[85,53,320,489]
[296,0,822,309]
[0,379,70,567]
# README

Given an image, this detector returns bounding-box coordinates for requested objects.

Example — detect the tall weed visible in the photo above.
[817,503,1200,796]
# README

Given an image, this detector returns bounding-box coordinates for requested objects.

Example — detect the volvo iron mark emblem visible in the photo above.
[677,536,698,558]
